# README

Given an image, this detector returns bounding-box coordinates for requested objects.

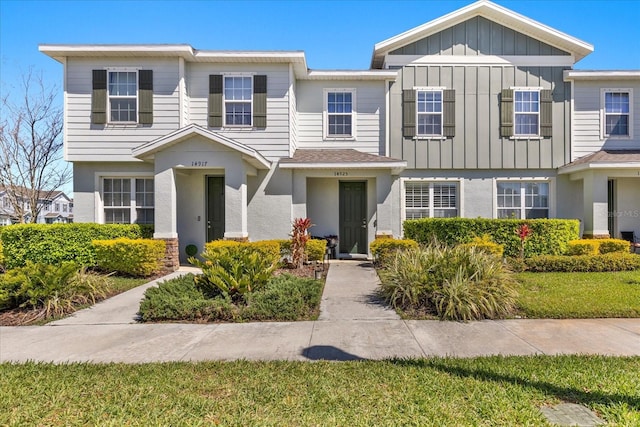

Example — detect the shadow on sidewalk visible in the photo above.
[302,345,367,361]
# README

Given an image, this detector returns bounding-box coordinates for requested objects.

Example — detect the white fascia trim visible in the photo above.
[564,70,640,81]
[279,161,407,170]
[559,162,640,175]
[372,0,593,64]
[386,55,575,68]
[304,70,398,80]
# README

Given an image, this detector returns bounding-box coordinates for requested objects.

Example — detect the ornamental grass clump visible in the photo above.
[378,245,517,321]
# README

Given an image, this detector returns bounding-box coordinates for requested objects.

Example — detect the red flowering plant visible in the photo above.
[516,223,533,259]
[291,217,313,269]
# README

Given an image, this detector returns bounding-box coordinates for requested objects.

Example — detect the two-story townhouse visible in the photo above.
[40,0,638,267]
[0,186,73,224]
[372,1,595,236]
[560,71,640,239]
[39,46,402,265]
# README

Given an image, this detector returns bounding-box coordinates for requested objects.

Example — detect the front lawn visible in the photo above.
[515,271,640,318]
[1,356,638,425]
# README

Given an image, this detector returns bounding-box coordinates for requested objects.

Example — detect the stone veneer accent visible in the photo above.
[158,238,179,272]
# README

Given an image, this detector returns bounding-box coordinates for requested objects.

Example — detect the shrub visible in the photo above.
[403,218,579,258]
[244,274,323,321]
[190,244,277,300]
[370,238,419,264]
[139,274,238,322]
[596,239,630,254]
[458,235,504,257]
[93,238,165,277]
[306,239,327,261]
[378,245,517,321]
[0,223,152,269]
[524,253,640,272]
[567,240,599,256]
[0,240,5,272]
[203,240,281,266]
[291,218,313,268]
[0,262,111,318]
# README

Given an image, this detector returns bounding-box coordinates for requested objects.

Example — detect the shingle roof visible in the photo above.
[279,149,404,164]
[569,150,640,166]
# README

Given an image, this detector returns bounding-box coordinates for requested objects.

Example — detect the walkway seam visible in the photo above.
[401,320,428,358]
[498,320,546,355]
[602,319,640,337]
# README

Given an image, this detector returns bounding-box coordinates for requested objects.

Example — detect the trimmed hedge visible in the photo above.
[0,223,153,269]
[275,239,327,262]
[458,235,504,257]
[370,238,418,261]
[404,218,579,258]
[567,239,629,256]
[524,253,640,272]
[93,238,165,277]
[203,240,281,267]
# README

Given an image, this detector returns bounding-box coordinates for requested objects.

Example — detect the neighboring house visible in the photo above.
[39,0,639,265]
[0,186,73,225]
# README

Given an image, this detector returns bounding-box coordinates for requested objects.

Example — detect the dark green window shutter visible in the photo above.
[91,70,107,124]
[540,89,553,137]
[253,75,267,129]
[403,89,416,138]
[208,75,223,128]
[442,89,455,137]
[138,70,153,125]
[500,89,514,137]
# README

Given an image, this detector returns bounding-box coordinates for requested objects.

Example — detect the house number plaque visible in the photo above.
[191,161,208,167]
[334,171,349,176]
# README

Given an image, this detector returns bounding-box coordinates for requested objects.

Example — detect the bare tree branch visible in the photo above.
[0,69,70,223]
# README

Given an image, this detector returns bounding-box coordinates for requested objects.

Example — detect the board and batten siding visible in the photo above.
[65,58,182,162]
[296,80,386,155]
[186,63,291,161]
[389,65,570,169]
[389,16,569,57]
[572,80,640,161]
[289,65,299,156]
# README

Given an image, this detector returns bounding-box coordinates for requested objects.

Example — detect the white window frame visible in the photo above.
[223,75,253,128]
[107,69,139,124]
[97,175,155,225]
[493,178,553,219]
[323,88,356,140]
[401,178,463,221]
[512,87,542,138]
[415,87,444,138]
[601,88,633,139]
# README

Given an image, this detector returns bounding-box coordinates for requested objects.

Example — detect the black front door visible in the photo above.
[206,176,225,241]
[339,181,367,254]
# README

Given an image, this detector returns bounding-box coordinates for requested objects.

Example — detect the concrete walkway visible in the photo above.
[1,261,640,363]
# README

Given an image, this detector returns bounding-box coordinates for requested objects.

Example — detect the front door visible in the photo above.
[206,176,225,241]
[339,181,367,254]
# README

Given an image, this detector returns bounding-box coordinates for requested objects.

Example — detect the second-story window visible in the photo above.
[63,204,68,213]
[417,90,442,136]
[514,90,539,136]
[55,203,60,212]
[604,91,630,136]
[325,89,355,138]
[224,76,252,126]
[108,71,138,123]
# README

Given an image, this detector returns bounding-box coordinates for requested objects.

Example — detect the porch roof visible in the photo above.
[559,150,640,174]
[279,149,407,173]
[132,124,271,169]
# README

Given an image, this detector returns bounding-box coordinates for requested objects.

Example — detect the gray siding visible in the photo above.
[187,63,291,161]
[390,65,570,169]
[296,80,386,155]
[65,58,182,162]
[390,17,570,56]
[572,80,640,160]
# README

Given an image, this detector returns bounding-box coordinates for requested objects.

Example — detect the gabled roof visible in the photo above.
[132,124,271,169]
[559,150,640,174]
[279,149,407,174]
[371,0,593,68]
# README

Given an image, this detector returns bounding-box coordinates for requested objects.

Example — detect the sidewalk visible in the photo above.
[1,261,639,363]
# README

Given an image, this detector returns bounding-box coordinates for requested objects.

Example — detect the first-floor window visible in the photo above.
[405,181,458,219]
[497,181,549,219]
[103,177,154,224]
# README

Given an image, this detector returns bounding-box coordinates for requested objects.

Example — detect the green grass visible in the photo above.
[515,271,640,318]
[0,356,638,425]
[108,276,149,295]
